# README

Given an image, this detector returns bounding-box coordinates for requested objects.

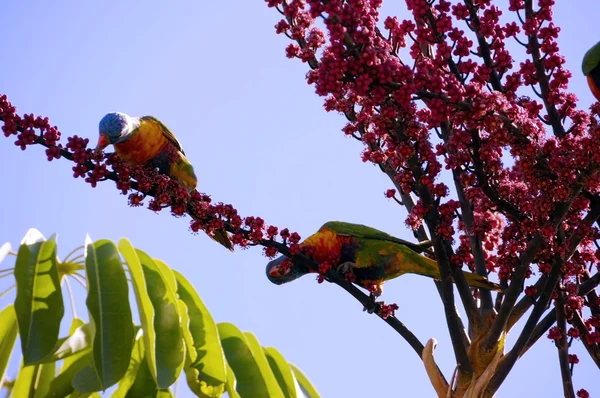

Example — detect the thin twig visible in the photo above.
[63,277,77,320]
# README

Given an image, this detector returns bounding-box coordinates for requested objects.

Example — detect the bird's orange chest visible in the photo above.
[114,122,168,165]
[301,230,347,264]
[587,75,600,102]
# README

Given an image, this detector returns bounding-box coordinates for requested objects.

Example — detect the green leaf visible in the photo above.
[59,319,89,371]
[44,321,92,364]
[123,351,158,398]
[135,250,184,389]
[178,300,194,364]
[224,364,241,398]
[14,233,64,365]
[71,365,103,394]
[33,361,56,398]
[264,347,297,398]
[12,360,38,398]
[174,271,226,397]
[156,389,174,398]
[45,353,94,397]
[111,329,144,398]
[0,305,18,386]
[0,242,11,264]
[118,239,158,383]
[289,364,320,398]
[243,332,284,397]
[218,323,281,397]
[69,392,102,398]
[85,238,134,390]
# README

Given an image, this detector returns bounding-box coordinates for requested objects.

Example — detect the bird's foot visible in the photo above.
[368,284,383,299]
[362,286,384,313]
[363,300,384,314]
[336,261,357,274]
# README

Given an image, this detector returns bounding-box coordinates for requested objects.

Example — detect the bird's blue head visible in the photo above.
[266,254,308,285]
[95,112,132,154]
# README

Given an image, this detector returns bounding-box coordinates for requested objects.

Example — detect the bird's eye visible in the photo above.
[269,267,287,278]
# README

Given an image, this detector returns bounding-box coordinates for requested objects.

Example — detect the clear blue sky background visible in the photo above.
[1,1,599,397]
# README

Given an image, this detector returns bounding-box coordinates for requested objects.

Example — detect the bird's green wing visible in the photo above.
[321,221,431,253]
[140,116,185,155]
[351,238,440,282]
[582,41,600,75]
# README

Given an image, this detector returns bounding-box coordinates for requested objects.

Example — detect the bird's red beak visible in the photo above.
[94,134,110,155]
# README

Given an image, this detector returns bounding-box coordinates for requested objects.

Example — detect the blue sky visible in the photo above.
[1,1,599,396]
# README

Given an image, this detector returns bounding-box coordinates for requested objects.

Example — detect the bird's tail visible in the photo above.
[463,271,502,292]
[206,229,234,252]
[186,192,234,252]
[404,252,501,291]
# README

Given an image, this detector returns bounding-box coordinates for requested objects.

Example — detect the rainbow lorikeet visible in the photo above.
[95,112,233,251]
[266,221,501,297]
[583,40,600,101]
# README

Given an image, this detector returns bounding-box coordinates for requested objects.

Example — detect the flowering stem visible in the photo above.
[0,103,442,362]
[462,0,504,92]
[445,125,493,313]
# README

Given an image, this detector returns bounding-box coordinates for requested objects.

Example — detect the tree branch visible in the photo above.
[442,124,494,314]
[378,161,472,350]
[521,273,600,361]
[507,202,600,330]
[555,292,576,398]
[571,310,600,369]
[520,310,555,357]
[485,250,563,395]
[524,0,566,138]
[463,0,504,92]
[485,184,584,351]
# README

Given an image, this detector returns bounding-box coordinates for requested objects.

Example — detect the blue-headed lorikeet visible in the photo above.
[583,41,600,101]
[266,221,501,297]
[95,112,233,251]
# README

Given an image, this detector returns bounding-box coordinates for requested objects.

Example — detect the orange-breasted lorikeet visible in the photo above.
[266,221,501,297]
[583,41,600,101]
[95,112,233,251]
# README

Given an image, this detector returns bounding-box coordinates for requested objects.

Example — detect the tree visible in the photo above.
[1,0,599,396]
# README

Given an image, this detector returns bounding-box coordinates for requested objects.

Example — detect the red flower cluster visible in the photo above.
[547,326,562,341]
[378,303,399,319]
[577,389,590,398]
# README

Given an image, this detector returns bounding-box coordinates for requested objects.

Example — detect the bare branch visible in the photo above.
[555,292,576,398]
